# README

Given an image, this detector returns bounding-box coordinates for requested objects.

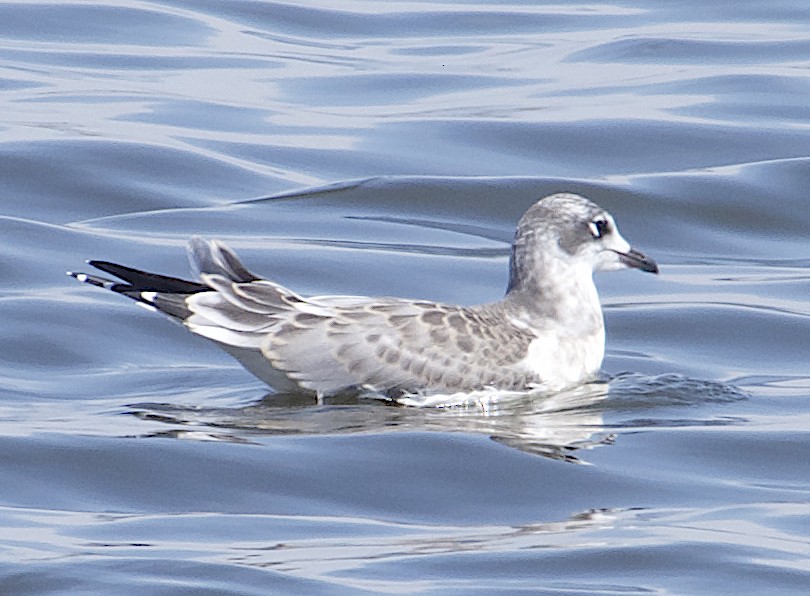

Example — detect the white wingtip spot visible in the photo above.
[76,274,88,283]
[140,291,158,303]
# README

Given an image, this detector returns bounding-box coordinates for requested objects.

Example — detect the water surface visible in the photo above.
[1,0,810,593]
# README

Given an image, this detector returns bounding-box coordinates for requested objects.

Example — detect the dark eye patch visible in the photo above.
[588,218,610,238]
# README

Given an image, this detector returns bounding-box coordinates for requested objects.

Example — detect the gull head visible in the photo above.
[507,193,658,295]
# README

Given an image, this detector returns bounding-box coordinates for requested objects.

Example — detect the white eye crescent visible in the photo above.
[588,219,610,238]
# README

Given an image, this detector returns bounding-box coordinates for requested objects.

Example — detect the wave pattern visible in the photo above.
[1,0,810,593]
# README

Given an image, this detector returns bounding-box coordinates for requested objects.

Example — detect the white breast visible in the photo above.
[514,326,605,391]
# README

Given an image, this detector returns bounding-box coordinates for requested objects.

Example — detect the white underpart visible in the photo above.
[517,328,604,392]
[187,323,264,349]
[513,258,606,390]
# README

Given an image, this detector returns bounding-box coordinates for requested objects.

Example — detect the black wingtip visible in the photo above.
[79,259,208,294]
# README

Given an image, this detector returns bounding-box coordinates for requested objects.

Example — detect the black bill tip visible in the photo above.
[618,248,658,274]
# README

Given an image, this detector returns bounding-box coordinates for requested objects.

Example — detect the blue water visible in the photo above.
[2,0,810,593]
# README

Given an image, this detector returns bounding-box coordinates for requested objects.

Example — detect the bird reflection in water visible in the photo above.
[128,381,612,464]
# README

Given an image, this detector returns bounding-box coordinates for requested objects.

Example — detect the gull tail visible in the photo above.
[67,236,247,319]
[67,237,303,391]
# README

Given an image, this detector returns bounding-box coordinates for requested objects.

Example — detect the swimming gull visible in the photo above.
[68,193,658,403]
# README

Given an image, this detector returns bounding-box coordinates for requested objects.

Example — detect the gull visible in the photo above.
[68,193,657,403]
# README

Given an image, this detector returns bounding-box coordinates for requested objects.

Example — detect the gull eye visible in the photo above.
[588,218,610,239]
